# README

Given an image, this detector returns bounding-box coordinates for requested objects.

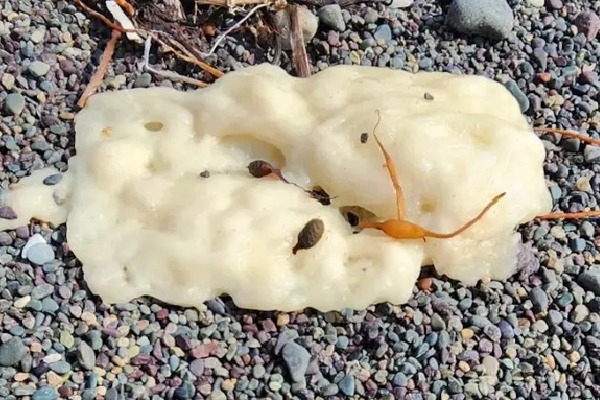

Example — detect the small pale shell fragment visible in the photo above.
[105,1,142,43]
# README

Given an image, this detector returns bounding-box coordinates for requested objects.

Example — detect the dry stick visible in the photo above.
[289,5,311,77]
[74,0,130,33]
[115,0,135,16]
[74,0,224,79]
[534,126,600,147]
[143,36,208,87]
[537,211,600,220]
[207,3,269,55]
[77,29,122,108]
[534,126,600,220]
[159,37,225,78]
[195,0,272,6]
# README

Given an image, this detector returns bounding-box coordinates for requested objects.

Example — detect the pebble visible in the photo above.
[446,0,514,40]
[281,343,310,382]
[389,0,414,7]
[43,173,63,186]
[0,338,27,366]
[28,61,51,78]
[338,374,355,395]
[0,206,18,220]
[317,5,346,32]
[77,342,96,371]
[530,286,550,312]
[27,243,55,265]
[49,360,71,374]
[505,80,530,113]
[32,387,58,400]
[577,267,600,295]
[573,10,600,41]
[4,93,25,116]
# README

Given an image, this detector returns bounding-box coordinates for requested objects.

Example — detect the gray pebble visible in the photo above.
[0,206,17,220]
[577,267,600,295]
[530,286,549,312]
[446,0,514,40]
[0,337,27,366]
[504,80,530,113]
[13,385,36,396]
[4,93,25,116]
[77,342,96,371]
[318,5,346,31]
[32,387,58,400]
[50,360,71,374]
[43,173,63,186]
[374,25,392,42]
[31,283,54,300]
[0,232,12,245]
[28,61,51,78]
[27,243,55,265]
[134,73,152,88]
[338,375,354,396]
[583,145,600,163]
[281,343,310,382]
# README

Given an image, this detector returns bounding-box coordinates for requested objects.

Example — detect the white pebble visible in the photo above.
[43,353,62,363]
[14,296,31,308]
[26,243,55,265]
[21,233,46,259]
[390,0,414,7]
[528,0,544,6]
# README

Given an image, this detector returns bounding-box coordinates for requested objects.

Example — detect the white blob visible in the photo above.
[0,64,552,311]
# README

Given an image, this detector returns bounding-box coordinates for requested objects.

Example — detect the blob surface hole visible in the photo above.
[220,134,287,168]
[145,121,164,132]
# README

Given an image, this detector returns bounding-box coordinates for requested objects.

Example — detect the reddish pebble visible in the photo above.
[536,72,552,83]
[192,341,218,358]
[58,385,73,397]
[155,309,169,319]
[417,277,433,292]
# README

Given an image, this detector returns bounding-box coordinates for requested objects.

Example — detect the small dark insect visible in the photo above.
[292,218,325,255]
[247,160,275,178]
[310,185,332,206]
[346,212,359,228]
[339,205,377,228]
[199,170,211,178]
[360,132,369,143]
[424,92,434,100]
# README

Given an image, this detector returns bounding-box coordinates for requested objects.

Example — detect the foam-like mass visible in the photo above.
[0,64,552,311]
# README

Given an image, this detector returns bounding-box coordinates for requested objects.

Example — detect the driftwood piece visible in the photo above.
[289,5,311,77]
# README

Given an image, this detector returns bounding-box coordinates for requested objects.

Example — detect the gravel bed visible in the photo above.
[1,0,600,399]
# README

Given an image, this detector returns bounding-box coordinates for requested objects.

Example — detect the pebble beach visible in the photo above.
[1,0,600,399]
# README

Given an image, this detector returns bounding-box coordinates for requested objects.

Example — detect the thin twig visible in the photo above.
[74,0,130,33]
[157,37,225,78]
[143,36,208,87]
[207,3,269,55]
[289,5,310,77]
[534,127,600,147]
[77,29,122,108]
[537,211,600,220]
[195,0,271,6]
[115,0,135,16]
